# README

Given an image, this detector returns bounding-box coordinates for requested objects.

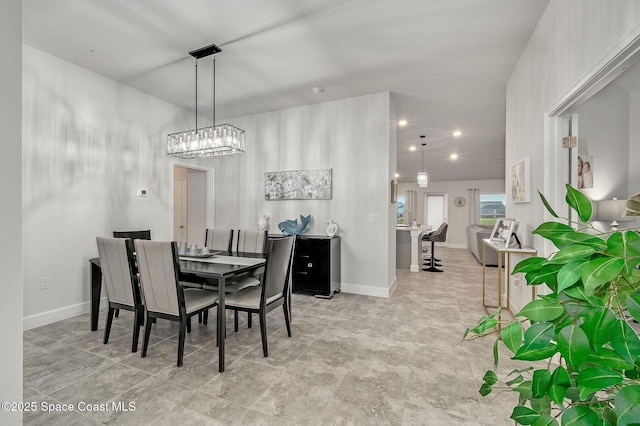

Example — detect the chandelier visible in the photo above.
[167,43,245,159]
[417,135,428,187]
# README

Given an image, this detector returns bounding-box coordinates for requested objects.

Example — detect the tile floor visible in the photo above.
[23,248,522,425]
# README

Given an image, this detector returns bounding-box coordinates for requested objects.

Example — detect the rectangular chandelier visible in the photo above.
[167,43,245,159]
[167,124,245,158]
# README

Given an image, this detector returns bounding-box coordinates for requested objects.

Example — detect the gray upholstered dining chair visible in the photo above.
[134,239,219,367]
[204,229,233,252]
[96,237,144,352]
[224,236,295,357]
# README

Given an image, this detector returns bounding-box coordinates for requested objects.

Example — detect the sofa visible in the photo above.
[467,224,498,266]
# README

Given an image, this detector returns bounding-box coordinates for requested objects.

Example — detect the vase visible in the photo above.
[258,214,268,231]
[326,220,339,237]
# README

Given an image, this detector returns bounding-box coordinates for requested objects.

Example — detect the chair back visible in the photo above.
[429,223,449,242]
[96,237,141,307]
[234,230,268,254]
[134,240,183,316]
[113,230,151,240]
[261,236,295,305]
[204,229,233,252]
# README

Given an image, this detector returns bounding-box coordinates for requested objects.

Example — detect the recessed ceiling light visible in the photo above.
[312,87,324,95]
[394,173,399,178]
[453,130,462,137]
[450,153,458,160]
[398,119,408,126]
[409,146,416,151]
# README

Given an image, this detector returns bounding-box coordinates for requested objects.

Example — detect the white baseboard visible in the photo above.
[341,282,391,298]
[23,298,106,330]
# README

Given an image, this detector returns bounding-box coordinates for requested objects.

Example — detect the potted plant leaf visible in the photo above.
[464,184,640,425]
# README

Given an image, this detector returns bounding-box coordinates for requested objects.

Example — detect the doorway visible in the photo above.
[173,165,209,246]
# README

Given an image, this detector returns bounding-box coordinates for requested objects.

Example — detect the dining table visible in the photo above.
[88,251,266,372]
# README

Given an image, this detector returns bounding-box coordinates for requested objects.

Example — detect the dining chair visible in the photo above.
[204,229,233,252]
[96,237,144,352]
[113,230,151,240]
[111,230,151,317]
[233,229,268,254]
[224,236,295,357]
[134,239,219,367]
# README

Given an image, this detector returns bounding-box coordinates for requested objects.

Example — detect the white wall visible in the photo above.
[22,45,193,326]
[398,179,505,248]
[188,92,395,297]
[505,0,640,312]
[22,46,397,327]
[629,91,640,193]
[576,82,630,199]
[1,0,23,418]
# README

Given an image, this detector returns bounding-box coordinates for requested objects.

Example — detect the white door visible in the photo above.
[173,166,188,241]
[424,193,447,228]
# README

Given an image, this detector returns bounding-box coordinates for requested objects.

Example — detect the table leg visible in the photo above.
[90,261,102,331]
[218,276,226,373]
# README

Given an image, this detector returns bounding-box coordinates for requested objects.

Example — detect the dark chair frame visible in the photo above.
[113,230,151,240]
[226,237,295,357]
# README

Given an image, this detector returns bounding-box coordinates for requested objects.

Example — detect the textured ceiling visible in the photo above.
[23,0,552,182]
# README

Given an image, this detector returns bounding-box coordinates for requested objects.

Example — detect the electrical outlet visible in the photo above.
[369,214,379,223]
[514,277,521,286]
[40,277,51,290]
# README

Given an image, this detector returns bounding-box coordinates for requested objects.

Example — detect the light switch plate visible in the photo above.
[369,214,379,223]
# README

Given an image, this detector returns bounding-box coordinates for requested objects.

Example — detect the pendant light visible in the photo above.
[167,43,245,158]
[417,135,428,187]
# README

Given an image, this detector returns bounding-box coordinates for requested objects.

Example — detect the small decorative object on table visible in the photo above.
[257,214,268,231]
[278,214,311,236]
[325,220,339,237]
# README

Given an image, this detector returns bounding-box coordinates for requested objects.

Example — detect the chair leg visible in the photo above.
[115,308,119,318]
[103,307,115,344]
[283,304,292,337]
[198,312,203,324]
[423,241,443,272]
[247,313,252,329]
[186,317,191,333]
[177,319,187,367]
[203,309,208,325]
[132,308,141,352]
[259,310,268,357]
[234,310,239,332]
[141,312,152,358]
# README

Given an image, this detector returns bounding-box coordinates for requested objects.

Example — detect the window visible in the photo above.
[480,193,506,225]
[397,195,405,224]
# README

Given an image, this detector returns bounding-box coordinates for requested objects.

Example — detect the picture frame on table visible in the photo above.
[490,218,519,248]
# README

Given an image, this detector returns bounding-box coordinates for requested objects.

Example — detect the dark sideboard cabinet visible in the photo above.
[292,235,340,298]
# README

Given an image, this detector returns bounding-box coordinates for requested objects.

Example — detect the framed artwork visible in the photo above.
[511,157,530,203]
[265,168,332,200]
[577,154,593,189]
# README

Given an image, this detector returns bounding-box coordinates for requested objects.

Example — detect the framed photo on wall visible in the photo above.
[511,157,531,203]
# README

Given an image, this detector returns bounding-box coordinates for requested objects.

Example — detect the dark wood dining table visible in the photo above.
[88,251,266,372]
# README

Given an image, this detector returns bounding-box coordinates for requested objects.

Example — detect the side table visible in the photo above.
[482,239,537,333]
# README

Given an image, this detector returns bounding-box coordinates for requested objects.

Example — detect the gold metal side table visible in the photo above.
[482,238,537,333]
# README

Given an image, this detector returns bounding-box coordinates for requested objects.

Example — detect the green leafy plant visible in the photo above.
[464,184,640,425]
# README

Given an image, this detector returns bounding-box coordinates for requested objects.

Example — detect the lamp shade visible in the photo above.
[417,172,428,187]
[596,199,632,222]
